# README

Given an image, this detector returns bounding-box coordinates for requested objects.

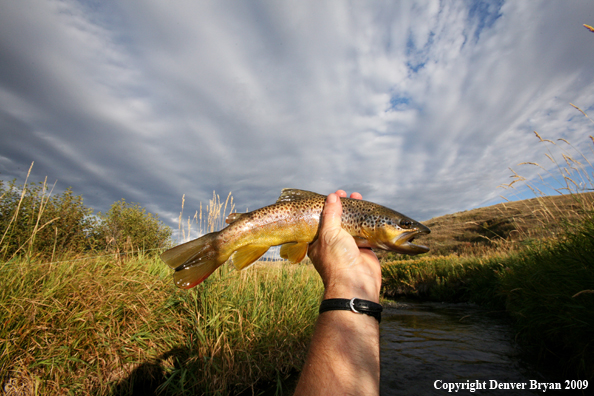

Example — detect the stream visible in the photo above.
[380,301,571,395]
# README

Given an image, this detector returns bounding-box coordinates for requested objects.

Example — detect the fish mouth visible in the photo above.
[393,229,430,255]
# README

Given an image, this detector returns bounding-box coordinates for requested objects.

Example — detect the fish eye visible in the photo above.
[401,220,412,228]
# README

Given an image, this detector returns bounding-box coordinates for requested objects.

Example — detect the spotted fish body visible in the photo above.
[161,189,430,289]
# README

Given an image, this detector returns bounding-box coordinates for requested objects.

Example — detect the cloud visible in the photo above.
[1,0,593,235]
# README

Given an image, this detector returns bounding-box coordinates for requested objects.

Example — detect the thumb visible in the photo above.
[318,193,343,244]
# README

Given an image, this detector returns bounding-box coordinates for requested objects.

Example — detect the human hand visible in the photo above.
[308,190,382,303]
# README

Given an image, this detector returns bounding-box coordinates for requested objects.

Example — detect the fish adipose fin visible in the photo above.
[161,232,226,289]
[231,245,270,270]
[280,242,309,263]
[277,188,325,203]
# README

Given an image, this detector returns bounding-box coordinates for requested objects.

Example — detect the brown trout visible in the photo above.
[161,189,430,289]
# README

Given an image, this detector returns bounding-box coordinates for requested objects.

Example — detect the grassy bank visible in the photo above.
[1,255,322,395]
[382,215,594,379]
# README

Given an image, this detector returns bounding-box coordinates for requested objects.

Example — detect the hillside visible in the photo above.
[379,192,594,259]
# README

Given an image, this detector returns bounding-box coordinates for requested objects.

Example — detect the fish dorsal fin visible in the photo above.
[276,189,325,203]
[226,212,245,224]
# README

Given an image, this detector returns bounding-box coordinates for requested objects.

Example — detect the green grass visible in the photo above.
[500,217,594,378]
[0,255,322,395]
[381,254,507,306]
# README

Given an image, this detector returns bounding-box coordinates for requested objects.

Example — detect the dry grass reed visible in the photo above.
[496,106,594,244]
[178,191,235,243]
[0,163,60,262]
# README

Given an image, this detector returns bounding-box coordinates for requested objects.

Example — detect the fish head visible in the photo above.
[360,212,431,255]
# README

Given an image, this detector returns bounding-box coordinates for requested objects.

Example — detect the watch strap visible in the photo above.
[319,298,382,323]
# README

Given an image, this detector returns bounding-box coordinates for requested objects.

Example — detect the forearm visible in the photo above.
[294,309,380,395]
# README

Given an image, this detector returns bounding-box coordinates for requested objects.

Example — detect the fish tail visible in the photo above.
[160,231,228,289]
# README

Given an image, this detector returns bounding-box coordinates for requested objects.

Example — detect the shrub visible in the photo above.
[97,199,172,253]
[0,178,98,260]
[1,168,172,260]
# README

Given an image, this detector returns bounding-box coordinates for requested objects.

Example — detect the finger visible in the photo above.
[309,192,343,252]
[350,192,362,200]
[320,192,343,229]
[335,190,347,198]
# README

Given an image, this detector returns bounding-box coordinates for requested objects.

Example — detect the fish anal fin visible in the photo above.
[231,245,270,270]
[277,189,325,203]
[280,242,309,263]
[226,212,245,224]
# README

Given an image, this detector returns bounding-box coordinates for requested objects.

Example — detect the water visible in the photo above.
[380,301,566,396]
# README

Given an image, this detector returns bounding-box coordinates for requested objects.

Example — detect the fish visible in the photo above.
[161,189,430,289]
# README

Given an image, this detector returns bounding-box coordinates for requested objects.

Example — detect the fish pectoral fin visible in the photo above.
[231,245,270,270]
[353,236,373,248]
[279,242,309,263]
[359,225,380,248]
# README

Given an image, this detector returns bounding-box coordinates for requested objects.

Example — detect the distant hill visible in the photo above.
[377,192,594,259]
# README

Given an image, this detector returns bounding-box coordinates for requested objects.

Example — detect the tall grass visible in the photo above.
[1,255,322,395]
[0,163,61,261]
[501,218,594,379]
[381,254,508,306]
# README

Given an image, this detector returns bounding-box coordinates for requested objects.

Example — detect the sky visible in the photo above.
[1,0,594,239]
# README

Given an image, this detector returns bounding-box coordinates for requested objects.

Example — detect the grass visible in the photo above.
[500,218,594,378]
[1,255,322,395]
[381,254,507,306]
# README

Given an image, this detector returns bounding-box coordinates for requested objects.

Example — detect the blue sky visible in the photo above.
[1,0,593,237]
